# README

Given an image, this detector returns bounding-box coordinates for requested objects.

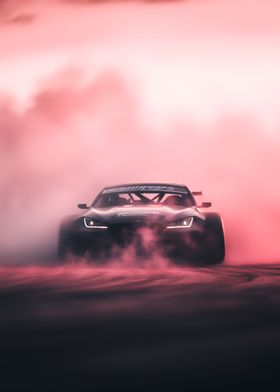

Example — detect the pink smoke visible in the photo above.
[1,69,280,263]
[1,0,280,264]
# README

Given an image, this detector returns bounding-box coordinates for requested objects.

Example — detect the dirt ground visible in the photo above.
[1,262,280,391]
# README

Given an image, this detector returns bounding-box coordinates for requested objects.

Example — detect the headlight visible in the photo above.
[84,217,108,229]
[166,217,193,229]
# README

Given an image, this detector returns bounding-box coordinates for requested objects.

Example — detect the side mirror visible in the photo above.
[78,203,89,209]
[199,202,212,208]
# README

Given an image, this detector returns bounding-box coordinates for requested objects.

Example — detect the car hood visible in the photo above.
[82,205,204,225]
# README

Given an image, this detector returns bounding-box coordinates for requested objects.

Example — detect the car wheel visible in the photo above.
[58,231,85,261]
[203,213,225,265]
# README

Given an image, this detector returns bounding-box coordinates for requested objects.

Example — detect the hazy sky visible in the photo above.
[1,0,280,129]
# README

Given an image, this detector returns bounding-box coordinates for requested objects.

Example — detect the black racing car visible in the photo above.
[58,183,225,264]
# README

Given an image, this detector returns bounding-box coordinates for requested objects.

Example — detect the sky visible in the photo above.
[1,0,280,262]
[1,0,280,126]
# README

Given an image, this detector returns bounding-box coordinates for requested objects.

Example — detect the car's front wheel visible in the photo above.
[203,213,225,265]
[57,229,85,261]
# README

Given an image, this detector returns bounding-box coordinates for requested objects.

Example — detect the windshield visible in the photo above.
[93,191,195,208]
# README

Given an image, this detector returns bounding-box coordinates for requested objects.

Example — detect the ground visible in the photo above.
[1,262,280,391]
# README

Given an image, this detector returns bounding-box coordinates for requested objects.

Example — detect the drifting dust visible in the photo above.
[1,261,280,326]
[0,260,212,292]
[0,261,275,319]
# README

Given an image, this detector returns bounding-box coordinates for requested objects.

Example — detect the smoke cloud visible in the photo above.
[0,0,36,24]
[1,0,280,264]
[1,67,280,264]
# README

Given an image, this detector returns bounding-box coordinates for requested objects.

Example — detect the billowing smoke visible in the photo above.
[1,68,280,264]
[1,0,280,264]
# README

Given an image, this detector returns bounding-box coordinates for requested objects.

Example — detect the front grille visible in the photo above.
[110,223,140,242]
[108,223,161,247]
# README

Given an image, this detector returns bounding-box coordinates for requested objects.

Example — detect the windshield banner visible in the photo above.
[102,185,188,194]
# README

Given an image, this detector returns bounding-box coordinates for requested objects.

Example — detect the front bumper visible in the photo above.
[72,219,205,257]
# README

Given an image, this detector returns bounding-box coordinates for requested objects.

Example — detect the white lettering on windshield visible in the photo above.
[102,185,188,194]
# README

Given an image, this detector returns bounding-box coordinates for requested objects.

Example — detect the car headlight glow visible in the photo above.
[166,217,193,229]
[84,217,108,229]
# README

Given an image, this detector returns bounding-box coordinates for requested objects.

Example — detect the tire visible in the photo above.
[203,213,225,265]
[57,226,85,261]
[57,234,71,261]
